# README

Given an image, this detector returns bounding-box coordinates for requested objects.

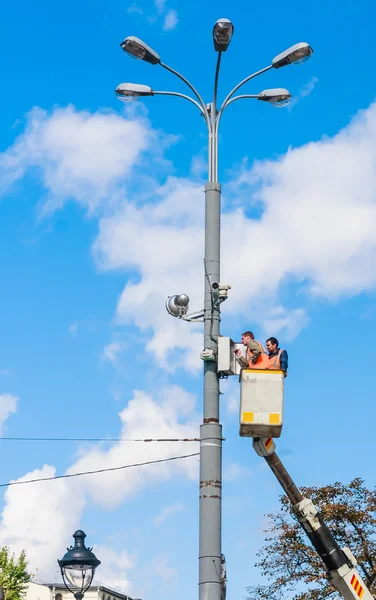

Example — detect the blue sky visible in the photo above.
[1,0,376,599]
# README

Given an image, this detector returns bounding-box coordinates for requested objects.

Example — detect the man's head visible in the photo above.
[266,337,279,353]
[241,331,254,346]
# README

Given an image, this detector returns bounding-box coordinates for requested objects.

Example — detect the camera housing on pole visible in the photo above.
[211,282,231,302]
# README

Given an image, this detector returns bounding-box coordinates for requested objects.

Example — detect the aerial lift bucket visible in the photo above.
[239,369,284,438]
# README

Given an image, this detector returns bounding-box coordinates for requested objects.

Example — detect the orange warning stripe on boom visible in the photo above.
[265,438,273,450]
[350,574,365,598]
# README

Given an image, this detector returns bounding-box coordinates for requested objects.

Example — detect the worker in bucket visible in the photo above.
[266,336,288,376]
[234,331,270,369]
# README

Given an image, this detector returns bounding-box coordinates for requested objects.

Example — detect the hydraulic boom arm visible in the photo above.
[253,437,374,600]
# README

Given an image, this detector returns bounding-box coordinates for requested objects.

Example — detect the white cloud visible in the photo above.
[127,3,144,15]
[0,394,18,436]
[68,321,78,336]
[288,76,318,111]
[0,105,153,214]
[102,341,124,363]
[155,0,166,13]
[152,556,177,580]
[0,385,199,585]
[163,9,178,31]
[94,545,134,592]
[68,385,199,509]
[225,391,239,415]
[262,306,309,341]
[190,151,207,177]
[0,369,13,377]
[153,502,185,525]
[3,102,376,371]
[93,176,205,372]
[92,103,376,366]
[227,102,376,300]
[223,462,253,482]
[0,465,85,582]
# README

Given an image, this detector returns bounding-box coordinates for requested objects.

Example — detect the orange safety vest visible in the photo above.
[246,341,270,369]
[268,349,284,370]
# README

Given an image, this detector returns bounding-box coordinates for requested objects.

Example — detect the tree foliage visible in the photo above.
[0,547,31,600]
[247,478,376,600]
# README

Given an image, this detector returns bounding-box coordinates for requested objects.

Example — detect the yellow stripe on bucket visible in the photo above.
[269,413,280,425]
[242,411,254,423]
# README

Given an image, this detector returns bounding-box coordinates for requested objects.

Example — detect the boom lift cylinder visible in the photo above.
[253,437,374,600]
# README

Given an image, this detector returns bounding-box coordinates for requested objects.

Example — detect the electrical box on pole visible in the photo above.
[240,370,284,438]
[217,337,243,376]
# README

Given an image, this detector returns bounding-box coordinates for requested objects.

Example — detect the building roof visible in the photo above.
[40,584,133,600]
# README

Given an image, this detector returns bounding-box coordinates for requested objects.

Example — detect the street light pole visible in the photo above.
[116,28,313,600]
[200,124,223,600]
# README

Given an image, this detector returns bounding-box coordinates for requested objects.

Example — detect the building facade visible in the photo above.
[25,582,135,600]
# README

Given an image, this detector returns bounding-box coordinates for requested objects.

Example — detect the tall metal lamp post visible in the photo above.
[58,530,101,600]
[116,21,312,600]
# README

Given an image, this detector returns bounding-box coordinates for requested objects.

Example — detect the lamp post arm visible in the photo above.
[160,62,210,124]
[153,91,205,114]
[222,94,260,108]
[216,64,272,128]
[210,52,223,181]
[159,62,213,180]
[213,52,222,119]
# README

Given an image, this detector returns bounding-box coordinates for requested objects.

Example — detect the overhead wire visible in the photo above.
[0,452,200,488]
[0,436,200,443]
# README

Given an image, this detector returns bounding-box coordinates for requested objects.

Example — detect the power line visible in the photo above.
[0,436,201,443]
[0,452,200,488]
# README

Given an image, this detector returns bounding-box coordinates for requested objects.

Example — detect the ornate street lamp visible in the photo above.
[58,530,101,600]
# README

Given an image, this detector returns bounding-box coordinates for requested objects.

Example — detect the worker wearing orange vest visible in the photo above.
[266,336,288,376]
[234,331,270,369]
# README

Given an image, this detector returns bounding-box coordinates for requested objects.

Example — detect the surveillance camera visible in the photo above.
[219,284,231,297]
[211,283,232,301]
[165,294,190,317]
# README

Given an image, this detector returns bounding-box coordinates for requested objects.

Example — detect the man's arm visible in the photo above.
[280,349,288,373]
[237,355,249,367]
[248,340,261,364]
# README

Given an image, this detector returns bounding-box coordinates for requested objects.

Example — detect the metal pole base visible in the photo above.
[199,422,222,600]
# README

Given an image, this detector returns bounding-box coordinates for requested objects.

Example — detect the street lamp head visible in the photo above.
[115,83,154,102]
[166,294,190,317]
[258,88,292,107]
[120,36,161,65]
[213,18,234,52]
[272,42,313,69]
[58,530,101,600]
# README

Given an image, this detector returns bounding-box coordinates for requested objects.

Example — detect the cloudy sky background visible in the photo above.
[1,0,376,599]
